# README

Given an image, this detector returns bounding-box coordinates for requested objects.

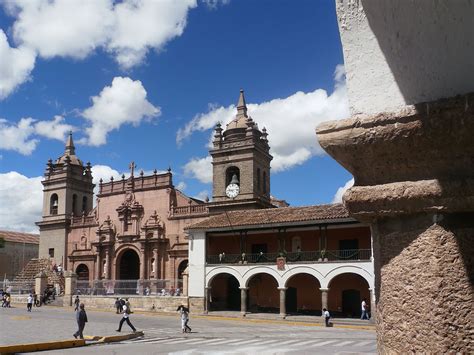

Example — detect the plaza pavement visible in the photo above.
[0,303,376,354]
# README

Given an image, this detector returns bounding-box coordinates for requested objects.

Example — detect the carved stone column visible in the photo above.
[204,287,211,314]
[94,248,101,281]
[320,288,329,311]
[240,287,248,316]
[278,287,287,318]
[317,94,474,353]
[105,248,110,279]
[153,247,159,280]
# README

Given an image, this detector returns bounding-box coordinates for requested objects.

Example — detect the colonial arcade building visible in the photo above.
[36,90,374,317]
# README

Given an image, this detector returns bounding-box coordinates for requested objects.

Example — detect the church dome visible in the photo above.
[56,132,83,166]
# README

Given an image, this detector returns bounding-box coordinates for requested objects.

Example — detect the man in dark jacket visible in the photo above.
[73,303,88,339]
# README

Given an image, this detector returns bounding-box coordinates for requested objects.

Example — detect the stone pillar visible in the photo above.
[369,288,376,322]
[204,287,211,314]
[317,96,474,352]
[153,247,159,280]
[278,287,286,318]
[320,288,329,311]
[240,287,248,316]
[105,248,110,279]
[94,251,101,281]
[35,271,48,296]
[182,267,189,296]
[64,271,77,306]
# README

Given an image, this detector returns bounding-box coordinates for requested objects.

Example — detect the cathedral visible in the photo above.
[37,90,278,290]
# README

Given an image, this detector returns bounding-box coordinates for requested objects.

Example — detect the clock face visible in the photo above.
[226,183,240,199]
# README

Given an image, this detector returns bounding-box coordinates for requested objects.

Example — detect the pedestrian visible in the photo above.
[361,298,369,320]
[177,305,191,333]
[322,308,331,327]
[114,298,121,314]
[74,295,80,311]
[73,303,88,339]
[125,298,132,313]
[33,292,38,307]
[27,294,33,312]
[116,302,136,332]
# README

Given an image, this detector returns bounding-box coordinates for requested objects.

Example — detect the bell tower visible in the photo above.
[36,132,94,268]
[209,90,273,213]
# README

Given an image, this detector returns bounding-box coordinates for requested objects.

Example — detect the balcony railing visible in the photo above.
[206,249,371,265]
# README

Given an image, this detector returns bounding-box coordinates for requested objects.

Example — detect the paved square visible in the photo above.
[0,305,376,354]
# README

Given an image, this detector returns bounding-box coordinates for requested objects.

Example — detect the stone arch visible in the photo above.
[206,267,244,288]
[246,270,280,314]
[324,265,374,289]
[75,263,89,281]
[115,246,141,280]
[242,266,283,288]
[50,193,58,215]
[282,266,324,288]
[284,270,323,315]
[207,271,242,311]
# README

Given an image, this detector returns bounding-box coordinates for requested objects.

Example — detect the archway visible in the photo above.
[247,273,279,313]
[76,264,89,281]
[118,249,140,280]
[209,273,240,311]
[285,273,321,315]
[328,273,370,318]
[177,260,188,280]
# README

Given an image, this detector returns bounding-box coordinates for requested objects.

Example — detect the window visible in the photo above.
[226,166,240,186]
[82,196,87,213]
[72,194,78,215]
[50,194,59,215]
[291,236,302,252]
[48,248,54,257]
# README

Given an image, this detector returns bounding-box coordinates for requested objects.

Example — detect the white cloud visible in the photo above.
[332,178,354,203]
[81,77,160,146]
[34,115,75,141]
[90,164,122,199]
[202,0,231,10]
[0,29,35,99]
[183,156,212,183]
[0,117,38,155]
[176,181,187,191]
[194,190,209,201]
[4,0,197,70]
[107,0,197,69]
[0,171,42,233]
[178,65,350,174]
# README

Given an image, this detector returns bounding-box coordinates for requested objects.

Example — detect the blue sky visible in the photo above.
[0,0,353,233]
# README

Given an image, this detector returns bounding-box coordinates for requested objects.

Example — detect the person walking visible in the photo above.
[177,305,191,333]
[322,308,331,327]
[74,295,80,311]
[116,302,136,332]
[27,294,33,312]
[33,292,38,307]
[73,303,88,339]
[361,298,370,320]
[114,298,121,314]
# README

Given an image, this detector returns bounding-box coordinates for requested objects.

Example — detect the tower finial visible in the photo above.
[237,89,247,117]
[65,131,75,155]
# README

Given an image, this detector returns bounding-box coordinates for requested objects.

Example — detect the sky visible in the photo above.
[0,0,354,233]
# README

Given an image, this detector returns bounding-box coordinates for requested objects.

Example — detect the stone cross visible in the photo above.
[129,161,136,177]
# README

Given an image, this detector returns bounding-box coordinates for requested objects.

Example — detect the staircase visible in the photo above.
[12,258,65,294]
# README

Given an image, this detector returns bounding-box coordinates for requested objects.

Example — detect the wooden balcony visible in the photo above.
[206,249,372,265]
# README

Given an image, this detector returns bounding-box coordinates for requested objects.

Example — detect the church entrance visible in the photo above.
[118,249,140,280]
[76,264,89,281]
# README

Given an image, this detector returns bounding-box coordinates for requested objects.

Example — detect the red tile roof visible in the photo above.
[0,230,40,244]
[186,203,352,230]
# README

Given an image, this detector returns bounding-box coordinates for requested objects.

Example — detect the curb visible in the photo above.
[0,339,85,354]
[98,331,144,343]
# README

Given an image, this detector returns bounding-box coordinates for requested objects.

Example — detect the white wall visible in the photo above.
[336,0,474,115]
[188,231,206,297]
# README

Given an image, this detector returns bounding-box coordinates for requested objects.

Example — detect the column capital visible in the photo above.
[319,288,329,292]
[277,287,287,291]
[239,287,248,290]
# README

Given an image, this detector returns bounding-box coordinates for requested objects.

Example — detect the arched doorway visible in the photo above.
[247,273,279,313]
[209,273,240,311]
[118,249,140,280]
[76,264,89,281]
[328,273,370,318]
[177,260,188,280]
[285,273,321,315]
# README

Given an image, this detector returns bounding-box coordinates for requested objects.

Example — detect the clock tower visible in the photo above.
[209,89,274,213]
